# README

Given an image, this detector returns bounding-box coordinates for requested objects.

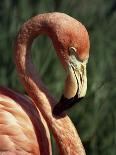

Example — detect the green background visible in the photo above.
[0,0,116,154]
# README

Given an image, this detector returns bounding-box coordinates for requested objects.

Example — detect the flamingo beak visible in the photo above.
[53,48,88,116]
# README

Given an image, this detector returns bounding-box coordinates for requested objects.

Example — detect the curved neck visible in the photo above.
[15,13,86,155]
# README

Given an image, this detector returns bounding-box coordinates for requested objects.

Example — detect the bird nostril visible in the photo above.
[80,74,83,84]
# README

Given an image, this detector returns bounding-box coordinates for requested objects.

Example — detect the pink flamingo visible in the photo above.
[0,12,90,155]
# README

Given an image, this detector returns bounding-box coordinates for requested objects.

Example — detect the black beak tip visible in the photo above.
[52,106,61,116]
[52,95,84,116]
[52,101,65,116]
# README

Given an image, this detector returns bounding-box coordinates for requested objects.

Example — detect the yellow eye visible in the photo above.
[69,47,77,55]
[69,47,85,63]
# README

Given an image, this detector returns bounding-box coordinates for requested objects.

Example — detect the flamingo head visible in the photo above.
[51,13,90,115]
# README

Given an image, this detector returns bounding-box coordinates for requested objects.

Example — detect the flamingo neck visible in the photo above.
[15,13,86,155]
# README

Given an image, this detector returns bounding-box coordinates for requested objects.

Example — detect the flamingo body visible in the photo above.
[0,87,51,155]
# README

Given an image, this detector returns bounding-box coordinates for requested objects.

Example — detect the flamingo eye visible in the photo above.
[69,47,78,61]
[69,47,84,63]
[69,47,77,55]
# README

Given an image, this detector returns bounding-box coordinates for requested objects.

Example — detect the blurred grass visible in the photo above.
[0,0,116,155]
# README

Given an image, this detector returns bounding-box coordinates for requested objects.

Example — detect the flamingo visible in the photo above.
[0,12,90,155]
